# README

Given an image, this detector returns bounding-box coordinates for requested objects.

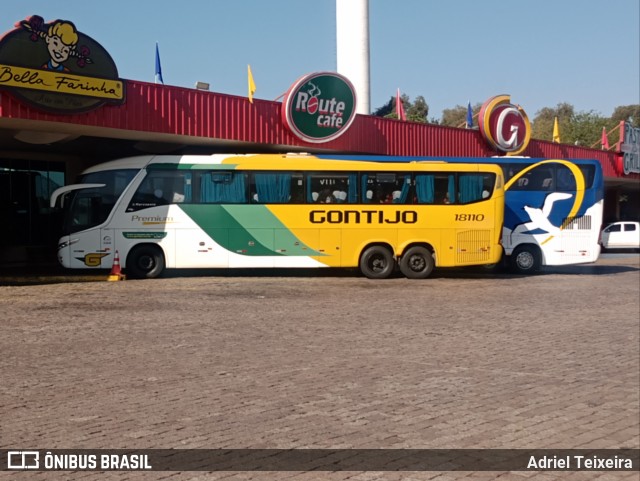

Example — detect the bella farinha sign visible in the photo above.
[282,72,357,143]
[0,15,125,114]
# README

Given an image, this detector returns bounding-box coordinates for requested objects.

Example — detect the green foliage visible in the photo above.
[440,103,482,128]
[372,95,639,147]
[372,94,429,123]
[530,102,639,147]
[407,95,429,123]
[611,105,640,127]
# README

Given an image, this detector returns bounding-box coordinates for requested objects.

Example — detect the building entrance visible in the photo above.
[0,159,65,264]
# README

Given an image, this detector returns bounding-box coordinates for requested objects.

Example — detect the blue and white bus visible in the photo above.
[319,155,604,273]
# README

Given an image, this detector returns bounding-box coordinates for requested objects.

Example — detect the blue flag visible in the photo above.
[155,43,164,84]
[466,101,473,128]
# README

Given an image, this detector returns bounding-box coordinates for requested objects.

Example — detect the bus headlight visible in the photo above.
[58,238,79,250]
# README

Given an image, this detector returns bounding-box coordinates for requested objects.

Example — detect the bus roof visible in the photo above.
[318,154,601,166]
[81,153,505,175]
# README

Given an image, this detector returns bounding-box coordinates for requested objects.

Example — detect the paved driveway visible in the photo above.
[1,257,638,480]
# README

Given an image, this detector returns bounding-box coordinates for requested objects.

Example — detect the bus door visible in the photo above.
[51,183,114,269]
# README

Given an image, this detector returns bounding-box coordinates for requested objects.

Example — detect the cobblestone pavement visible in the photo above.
[1,257,639,481]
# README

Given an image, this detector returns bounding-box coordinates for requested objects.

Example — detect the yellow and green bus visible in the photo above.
[51,153,505,279]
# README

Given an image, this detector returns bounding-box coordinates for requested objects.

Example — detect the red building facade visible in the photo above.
[0,79,638,263]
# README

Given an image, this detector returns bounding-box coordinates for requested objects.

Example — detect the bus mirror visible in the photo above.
[50,183,106,208]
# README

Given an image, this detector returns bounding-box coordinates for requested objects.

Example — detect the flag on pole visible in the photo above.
[248,65,256,103]
[155,43,164,84]
[552,116,561,143]
[466,101,473,128]
[396,89,406,121]
[601,126,609,150]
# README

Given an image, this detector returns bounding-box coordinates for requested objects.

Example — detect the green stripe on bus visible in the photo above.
[179,204,320,257]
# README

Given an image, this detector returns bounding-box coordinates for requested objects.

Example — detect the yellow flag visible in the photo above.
[552,116,561,143]
[248,65,256,104]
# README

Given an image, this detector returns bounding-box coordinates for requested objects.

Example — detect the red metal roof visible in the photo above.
[0,79,634,180]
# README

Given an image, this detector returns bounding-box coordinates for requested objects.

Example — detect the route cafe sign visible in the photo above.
[282,72,357,143]
[0,15,125,114]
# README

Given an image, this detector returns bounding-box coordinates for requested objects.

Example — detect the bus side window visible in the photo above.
[433,174,455,204]
[362,172,409,204]
[201,172,247,203]
[510,166,553,191]
[308,173,356,204]
[458,173,495,203]
[248,172,302,204]
[556,165,577,191]
[128,171,192,211]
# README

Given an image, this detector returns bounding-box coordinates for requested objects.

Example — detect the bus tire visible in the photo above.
[399,246,434,279]
[126,245,165,279]
[509,245,541,274]
[359,245,395,279]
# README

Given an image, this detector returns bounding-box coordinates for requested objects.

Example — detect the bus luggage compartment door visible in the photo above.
[456,229,492,265]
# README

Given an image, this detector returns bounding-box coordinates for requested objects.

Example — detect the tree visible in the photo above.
[531,103,575,142]
[611,105,640,127]
[440,103,482,128]
[567,110,610,147]
[373,94,429,123]
[531,103,628,147]
[406,95,429,123]
[373,95,639,147]
[373,97,395,118]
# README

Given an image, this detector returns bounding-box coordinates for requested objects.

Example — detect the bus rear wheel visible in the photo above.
[126,245,165,279]
[359,245,395,279]
[399,246,434,279]
[509,245,541,274]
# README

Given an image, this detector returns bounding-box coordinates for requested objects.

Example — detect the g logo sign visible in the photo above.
[478,95,531,155]
[83,252,109,267]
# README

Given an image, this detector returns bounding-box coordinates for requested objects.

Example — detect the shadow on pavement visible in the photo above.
[0,256,637,286]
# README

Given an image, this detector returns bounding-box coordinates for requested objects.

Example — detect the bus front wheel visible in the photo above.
[399,246,434,279]
[359,245,395,279]
[509,245,541,274]
[126,245,165,279]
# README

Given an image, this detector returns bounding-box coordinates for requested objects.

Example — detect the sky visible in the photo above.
[2,0,639,120]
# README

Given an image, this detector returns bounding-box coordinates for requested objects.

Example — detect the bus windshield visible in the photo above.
[63,169,138,233]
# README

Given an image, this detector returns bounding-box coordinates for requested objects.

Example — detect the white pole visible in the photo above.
[336,0,370,115]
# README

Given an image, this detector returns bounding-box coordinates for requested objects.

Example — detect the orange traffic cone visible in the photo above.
[107,250,126,281]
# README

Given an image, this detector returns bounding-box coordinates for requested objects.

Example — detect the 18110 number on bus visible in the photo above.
[455,214,485,222]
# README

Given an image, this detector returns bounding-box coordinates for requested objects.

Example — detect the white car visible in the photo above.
[600,221,640,250]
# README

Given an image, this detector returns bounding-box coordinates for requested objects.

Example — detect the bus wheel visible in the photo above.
[126,245,165,279]
[359,245,395,279]
[509,245,541,274]
[399,246,434,279]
